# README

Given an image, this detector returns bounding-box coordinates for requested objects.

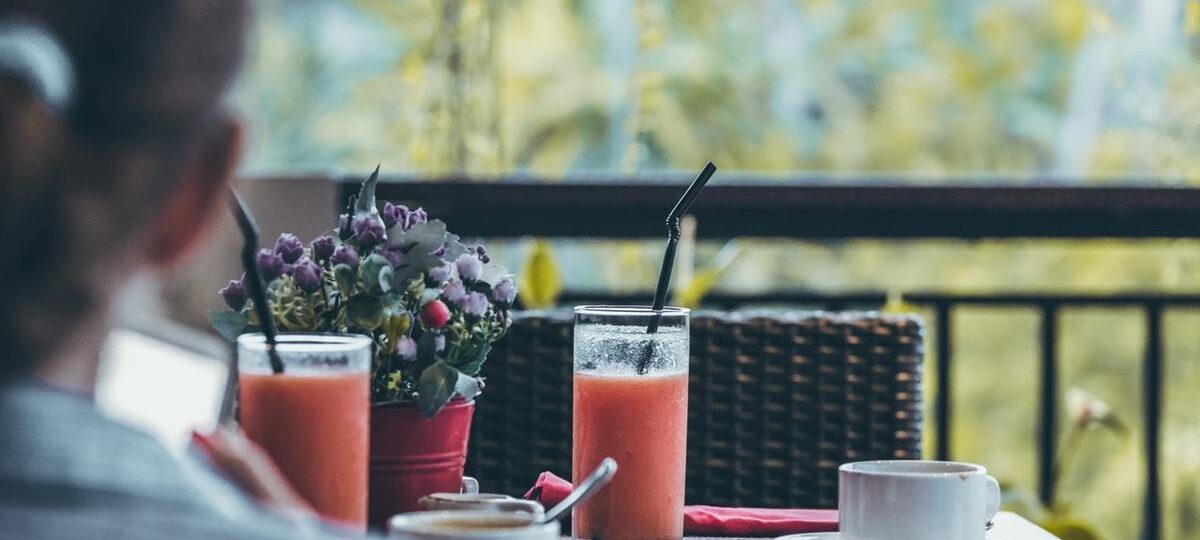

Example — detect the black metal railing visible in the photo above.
[332,175,1200,539]
[337,174,1200,239]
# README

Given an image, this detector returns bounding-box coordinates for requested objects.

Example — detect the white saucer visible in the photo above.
[775,534,840,540]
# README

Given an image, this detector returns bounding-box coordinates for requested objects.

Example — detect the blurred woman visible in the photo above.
[0,2,362,538]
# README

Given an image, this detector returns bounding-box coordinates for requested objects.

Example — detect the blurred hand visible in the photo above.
[191,426,314,515]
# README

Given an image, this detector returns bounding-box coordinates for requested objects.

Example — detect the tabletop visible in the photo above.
[676,512,1059,540]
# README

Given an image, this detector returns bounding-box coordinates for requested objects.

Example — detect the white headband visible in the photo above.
[0,18,74,111]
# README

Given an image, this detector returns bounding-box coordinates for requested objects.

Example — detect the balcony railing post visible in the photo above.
[935,303,952,462]
[1038,304,1059,507]
[1143,304,1163,540]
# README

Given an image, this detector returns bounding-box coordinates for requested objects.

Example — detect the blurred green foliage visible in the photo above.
[242,0,1200,179]
[239,1,1200,537]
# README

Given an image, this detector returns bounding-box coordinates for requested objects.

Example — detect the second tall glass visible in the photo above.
[237,333,372,530]
[572,306,690,540]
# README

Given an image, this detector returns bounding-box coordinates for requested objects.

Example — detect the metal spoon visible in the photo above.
[539,458,618,524]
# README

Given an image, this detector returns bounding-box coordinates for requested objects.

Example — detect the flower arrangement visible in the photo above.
[210,169,516,417]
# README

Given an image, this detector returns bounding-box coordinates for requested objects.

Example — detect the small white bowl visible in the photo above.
[388,510,559,540]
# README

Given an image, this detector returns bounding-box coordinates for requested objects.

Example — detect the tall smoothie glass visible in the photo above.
[237,333,372,530]
[572,306,690,540]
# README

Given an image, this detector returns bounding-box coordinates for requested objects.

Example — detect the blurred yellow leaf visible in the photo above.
[519,239,563,309]
[1041,516,1103,540]
[882,290,919,314]
[1189,0,1200,36]
[673,241,739,309]
[674,268,720,310]
[1052,0,1089,48]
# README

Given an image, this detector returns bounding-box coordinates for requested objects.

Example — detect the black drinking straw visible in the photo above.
[640,163,716,372]
[230,189,284,374]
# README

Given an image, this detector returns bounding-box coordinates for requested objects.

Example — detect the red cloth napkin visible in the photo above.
[524,472,839,537]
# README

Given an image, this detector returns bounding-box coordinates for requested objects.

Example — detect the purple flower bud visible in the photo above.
[256,249,285,282]
[381,202,398,229]
[383,202,413,231]
[219,279,246,311]
[395,336,417,361]
[380,247,406,269]
[474,245,490,264]
[331,244,360,269]
[337,213,353,240]
[410,208,428,225]
[456,253,482,282]
[428,264,451,284]
[461,292,491,317]
[443,279,468,304]
[353,215,386,248]
[273,233,305,264]
[292,258,323,293]
[311,235,336,262]
[492,277,517,306]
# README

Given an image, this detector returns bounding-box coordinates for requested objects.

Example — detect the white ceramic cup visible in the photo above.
[838,460,1000,540]
[388,510,559,540]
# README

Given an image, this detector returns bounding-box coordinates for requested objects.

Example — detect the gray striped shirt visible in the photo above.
[0,382,369,539]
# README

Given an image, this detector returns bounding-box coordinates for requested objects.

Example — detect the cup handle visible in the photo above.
[461,476,480,494]
[984,475,1001,525]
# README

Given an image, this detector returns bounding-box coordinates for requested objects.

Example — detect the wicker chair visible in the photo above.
[465,310,924,509]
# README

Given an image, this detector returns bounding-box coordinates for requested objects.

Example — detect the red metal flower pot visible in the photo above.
[368,399,476,529]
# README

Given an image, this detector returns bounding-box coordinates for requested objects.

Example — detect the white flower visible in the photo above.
[456,253,483,282]
[1067,387,1120,431]
[395,336,417,360]
[444,279,468,304]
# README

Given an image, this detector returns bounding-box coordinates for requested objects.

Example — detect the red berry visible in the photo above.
[420,299,451,329]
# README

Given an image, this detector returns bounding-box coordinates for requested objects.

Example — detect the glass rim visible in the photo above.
[236,332,373,353]
[573,305,690,317]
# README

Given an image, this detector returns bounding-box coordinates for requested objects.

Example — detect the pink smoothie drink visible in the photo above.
[237,334,373,531]
[574,372,688,540]
[240,371,370,528]
[572,306,690,540]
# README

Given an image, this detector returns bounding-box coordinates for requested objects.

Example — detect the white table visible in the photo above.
[680,511,1058,539]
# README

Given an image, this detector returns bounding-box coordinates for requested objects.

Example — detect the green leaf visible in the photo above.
[382,311,411,355]
[334,264,356,297]
[345,295,385,330]
[360,253,390,294]
[417,361,458,418]
[354,165,381,217]
[378,265,394,293]
[442,231,468,262]
[455,341,491,376]
[478,263,511,287]
[416,332,440,366]
[390,219,446,251]
[388,220,462,279]
[208,309,248,342]
[391,261,423,284]
[419,286,441,305]
[454,371,482,402]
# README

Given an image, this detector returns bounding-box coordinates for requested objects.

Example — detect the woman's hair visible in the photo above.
[0,1,248,379]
